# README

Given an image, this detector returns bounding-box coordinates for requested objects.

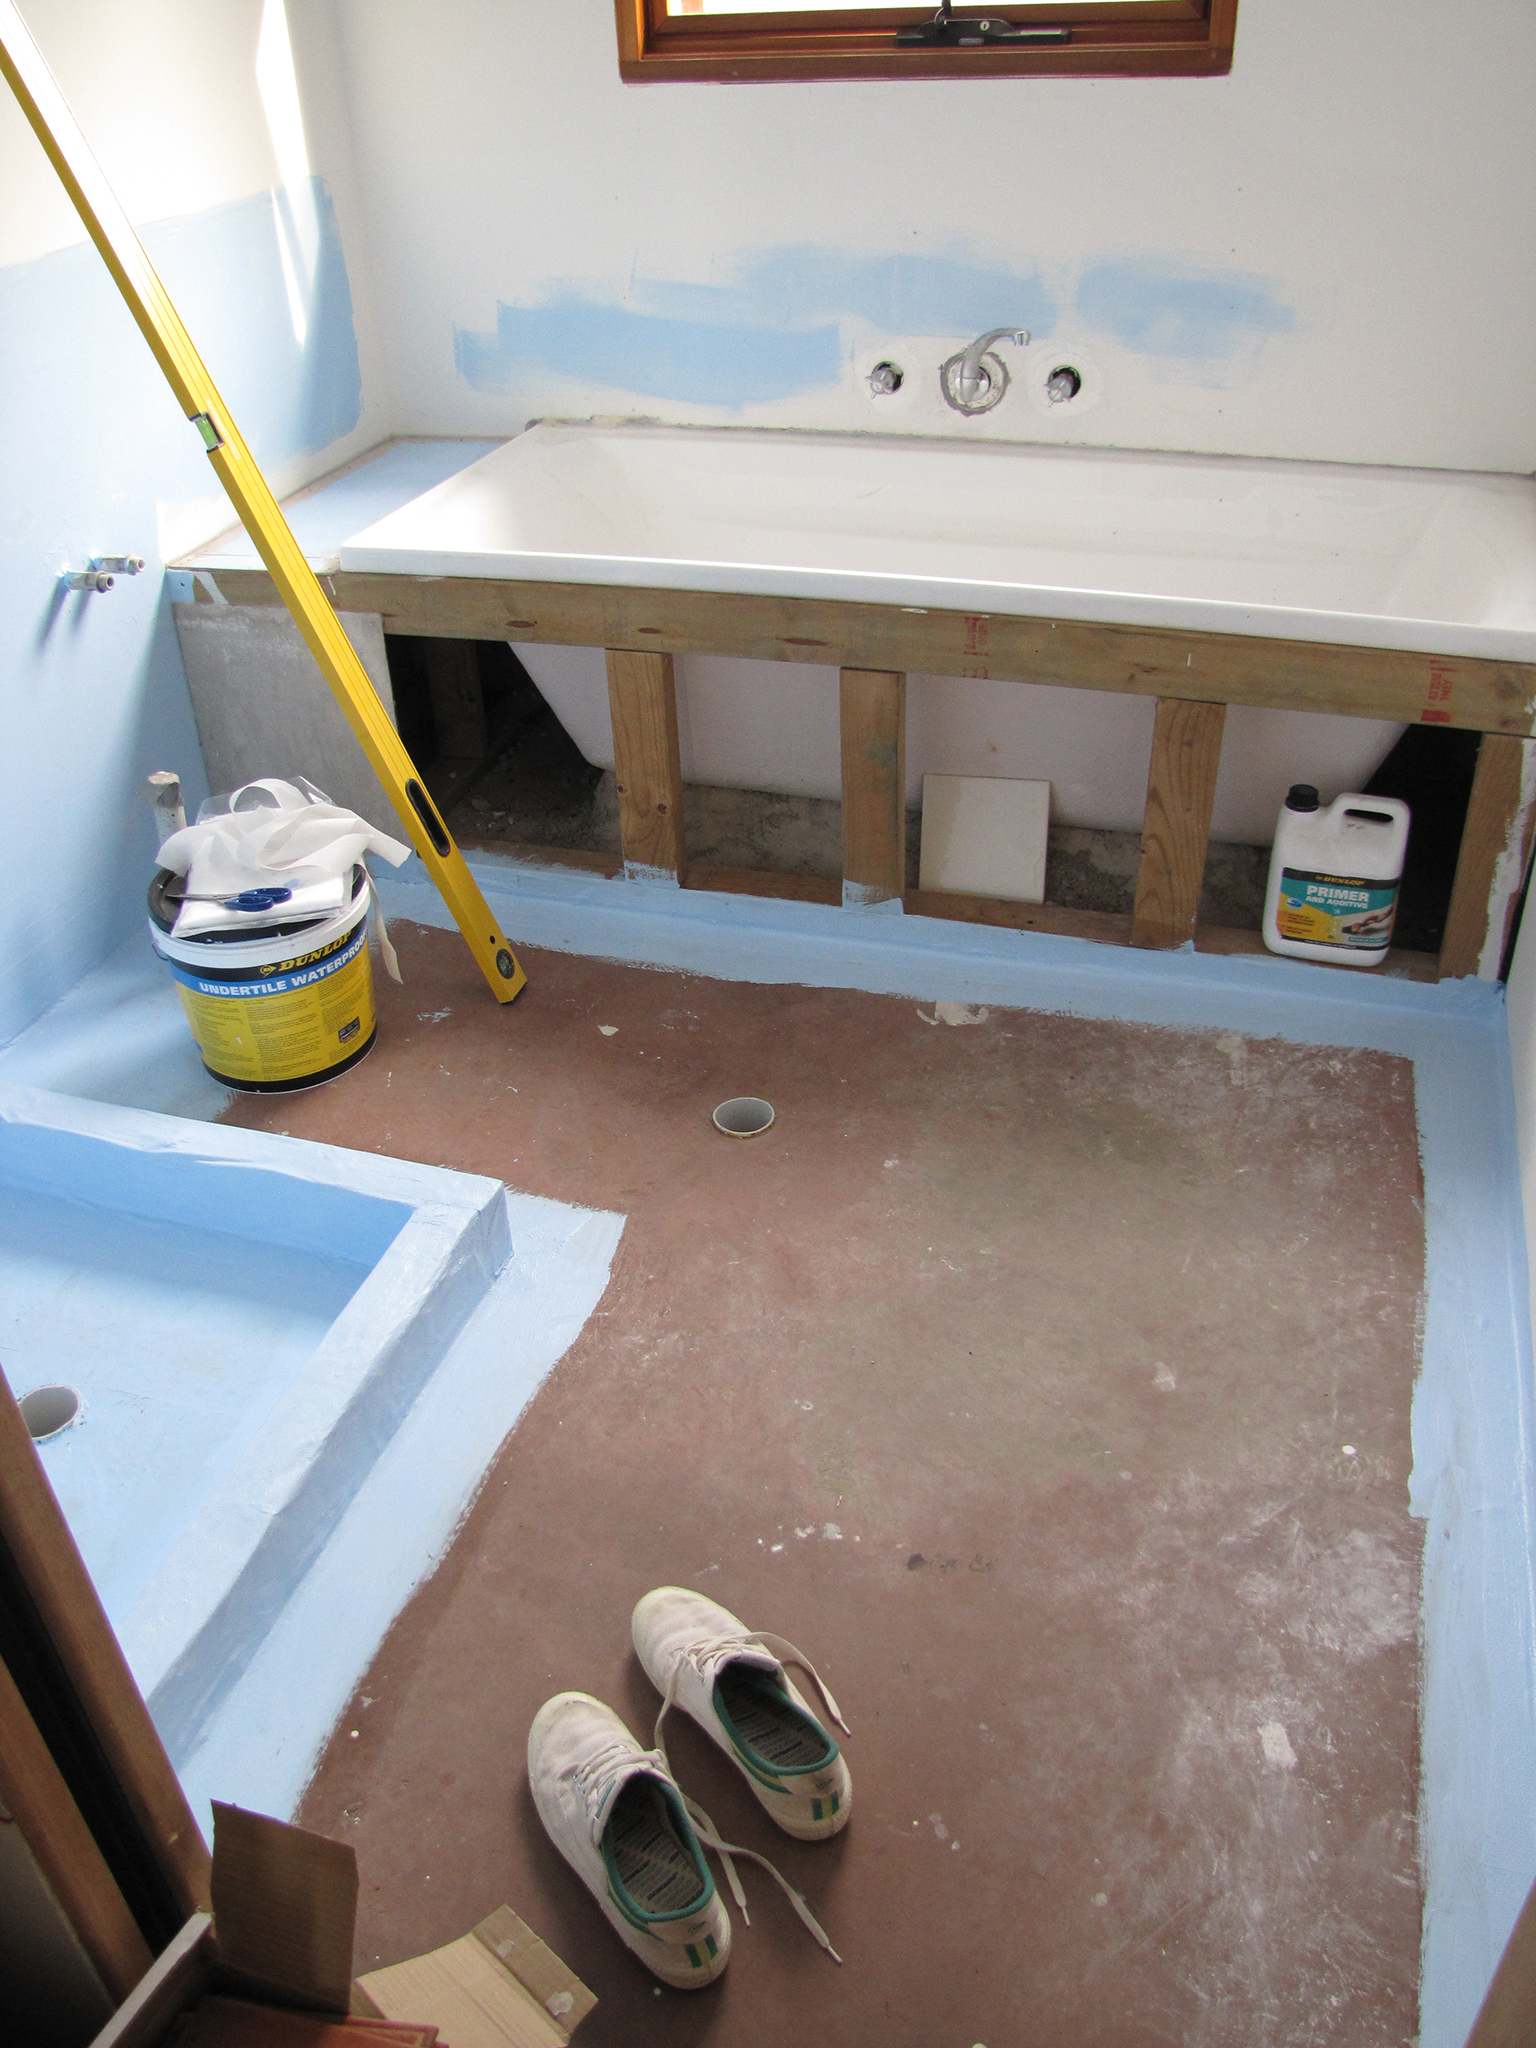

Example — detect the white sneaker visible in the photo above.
[632,1587,853,1841]
[527,1692,731,1987]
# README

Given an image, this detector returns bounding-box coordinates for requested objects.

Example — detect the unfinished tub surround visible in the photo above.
[177,429,1536,986]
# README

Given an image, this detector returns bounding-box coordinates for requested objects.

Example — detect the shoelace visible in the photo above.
[578,1729,842,1964]
[650,1628,851,1964]
[681,1785,842,1965]
[574,1736,650,1831]
[653,1627,852,1772]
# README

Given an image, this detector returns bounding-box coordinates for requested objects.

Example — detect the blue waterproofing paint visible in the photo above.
[174,1193,625,1837]
[0,1085,513,1766]
[0,1095,408,1262]
[8,862,1526,2035]
[456,297,844,408]
[1075,257,1295,360]
[148,179,362,465]
[0,932,234,1121]
[0,1068,622,1845]
[453,244,1295,404]
[454,246,1058,404]
[0,1185,367,1620]
[176,438,503,573]
[0,176,363,1048]
[372,851,1536,2048]
[138,1181,509,1770]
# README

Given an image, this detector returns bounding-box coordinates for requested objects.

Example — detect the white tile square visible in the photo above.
[919,774,1050,903]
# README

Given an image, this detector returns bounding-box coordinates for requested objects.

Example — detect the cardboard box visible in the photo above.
[354,1906,595,2048]
[91,1806,594,2048]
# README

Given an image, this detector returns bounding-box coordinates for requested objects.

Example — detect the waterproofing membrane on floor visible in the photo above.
[204,853,1529,2048]
[10,857,1530,2044]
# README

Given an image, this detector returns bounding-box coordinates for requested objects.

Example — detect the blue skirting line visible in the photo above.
[379,850,1536,2048]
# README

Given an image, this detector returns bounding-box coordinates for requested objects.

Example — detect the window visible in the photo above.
[615,1,1237,84]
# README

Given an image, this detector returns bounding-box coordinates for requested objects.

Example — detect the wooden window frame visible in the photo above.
[615,0,1237,84]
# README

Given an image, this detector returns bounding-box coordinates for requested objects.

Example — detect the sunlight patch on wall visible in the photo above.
[146,175,361,459]
[256,0,318,348]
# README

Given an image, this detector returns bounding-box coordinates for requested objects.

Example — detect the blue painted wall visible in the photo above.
[0,178,363,1046]
[452,245,1295,412]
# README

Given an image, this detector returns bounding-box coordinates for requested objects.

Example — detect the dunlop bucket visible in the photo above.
[148,864,377,1093]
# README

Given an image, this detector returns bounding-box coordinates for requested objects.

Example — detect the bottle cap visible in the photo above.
[1285,783,1321,812]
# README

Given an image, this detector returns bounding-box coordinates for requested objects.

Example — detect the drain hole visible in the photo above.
[713,1096,775,1138]
[19,1384,81,1441]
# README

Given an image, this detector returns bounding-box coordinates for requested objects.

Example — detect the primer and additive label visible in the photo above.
[1276,868,1399,951]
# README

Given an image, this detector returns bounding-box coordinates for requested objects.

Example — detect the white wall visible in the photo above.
[324,0,1531,834]
[0,1,387,1042]
[333,0,1536,473]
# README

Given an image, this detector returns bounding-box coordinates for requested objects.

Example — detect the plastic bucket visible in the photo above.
[148,865,377,1093]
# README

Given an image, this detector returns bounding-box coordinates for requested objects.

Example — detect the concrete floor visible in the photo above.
[223,920,1425,2048]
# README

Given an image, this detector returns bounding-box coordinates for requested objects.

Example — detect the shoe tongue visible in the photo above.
[714,1644,782,1681]
[589,1757,669,1844]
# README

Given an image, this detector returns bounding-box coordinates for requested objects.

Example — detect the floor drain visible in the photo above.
[713,1096,775,1138]
[19,1384,81,1442]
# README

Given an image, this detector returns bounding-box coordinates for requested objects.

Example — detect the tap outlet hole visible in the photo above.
[868,361,904,395]
[1046,365,1083,404]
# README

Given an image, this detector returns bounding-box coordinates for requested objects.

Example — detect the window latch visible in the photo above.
[896,2,1071,46]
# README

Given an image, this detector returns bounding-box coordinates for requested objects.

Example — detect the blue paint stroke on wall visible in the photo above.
[457,299,842,408]
[454,246,1058,405]
[456,246,1293,404]
[653,247,1059,340]
[1076,258,1295,360]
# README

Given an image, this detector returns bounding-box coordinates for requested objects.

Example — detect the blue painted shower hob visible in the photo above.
[0,1086,509,1764]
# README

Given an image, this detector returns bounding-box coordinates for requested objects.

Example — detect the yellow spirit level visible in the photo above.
[0,1,526,1006]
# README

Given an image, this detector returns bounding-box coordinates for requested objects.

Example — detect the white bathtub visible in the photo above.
[341,424,1536,837]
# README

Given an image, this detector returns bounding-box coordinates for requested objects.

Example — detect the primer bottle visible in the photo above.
[1262,785,1411,968]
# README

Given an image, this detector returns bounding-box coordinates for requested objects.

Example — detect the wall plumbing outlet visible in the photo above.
[60,553,144,592]
[1024,344,1103,419]
[940,328,1029,416]
[868,360,904,395]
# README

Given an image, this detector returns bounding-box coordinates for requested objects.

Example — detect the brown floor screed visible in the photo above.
[222,920,1426,2048]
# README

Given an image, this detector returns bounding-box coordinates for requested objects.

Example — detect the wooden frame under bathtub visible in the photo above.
[189,567,1536,986]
